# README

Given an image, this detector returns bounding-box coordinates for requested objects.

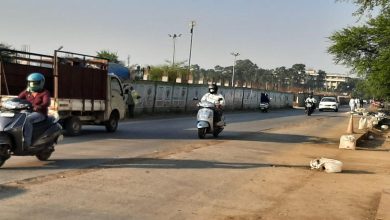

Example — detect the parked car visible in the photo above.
[319,97,339,112]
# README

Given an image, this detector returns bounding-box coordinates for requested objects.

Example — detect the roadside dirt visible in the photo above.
[0,114,389,220]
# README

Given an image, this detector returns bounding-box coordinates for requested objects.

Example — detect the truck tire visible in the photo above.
[105,112,119,132]
[65,116,82,136]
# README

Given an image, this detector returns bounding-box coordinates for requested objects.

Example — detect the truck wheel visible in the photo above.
[105,112,119,132]
[65,116,82,136]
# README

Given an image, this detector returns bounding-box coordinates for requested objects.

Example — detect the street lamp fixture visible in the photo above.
[230,52,240,87]
[168,33,182,67]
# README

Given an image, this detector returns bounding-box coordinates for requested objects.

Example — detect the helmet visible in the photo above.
[208,84,218,94]
[27,72,45,92]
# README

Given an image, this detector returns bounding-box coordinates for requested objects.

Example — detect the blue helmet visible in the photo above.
[27,72,45,92]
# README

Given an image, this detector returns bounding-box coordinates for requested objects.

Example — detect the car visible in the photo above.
[319,97,339,112]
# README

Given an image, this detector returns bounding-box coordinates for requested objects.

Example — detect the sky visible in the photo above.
[0,0,360,74]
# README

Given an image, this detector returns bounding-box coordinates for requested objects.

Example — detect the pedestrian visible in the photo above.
[125,86,140,118]
[349,98,356,112]
[360,99,364,108]
[355,98,360,109]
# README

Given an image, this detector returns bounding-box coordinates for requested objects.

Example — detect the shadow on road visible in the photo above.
[61,108,349,145]
[0,185,26,200]
[3,157,374,176]
[62,128,338,145]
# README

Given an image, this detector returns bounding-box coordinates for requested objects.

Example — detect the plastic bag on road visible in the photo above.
[310,158,343,173]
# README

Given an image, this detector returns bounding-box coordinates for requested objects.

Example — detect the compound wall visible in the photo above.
[131,81,294,114]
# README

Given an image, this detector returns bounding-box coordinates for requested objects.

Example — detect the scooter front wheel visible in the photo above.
[198,128,207,139]
[0,142,11,167]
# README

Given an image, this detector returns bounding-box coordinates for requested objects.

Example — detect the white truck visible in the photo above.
[0,49,127,136]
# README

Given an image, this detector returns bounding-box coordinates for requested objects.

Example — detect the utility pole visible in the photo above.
[188,21,196,80]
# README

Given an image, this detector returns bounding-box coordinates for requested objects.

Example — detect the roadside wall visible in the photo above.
[131,81,294,115]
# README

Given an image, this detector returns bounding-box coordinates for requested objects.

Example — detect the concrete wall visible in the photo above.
[131,81,294,115]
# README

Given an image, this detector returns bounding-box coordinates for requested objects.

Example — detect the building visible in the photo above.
[325,73,351,90]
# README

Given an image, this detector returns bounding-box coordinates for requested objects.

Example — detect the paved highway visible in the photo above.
[0,107,347,184]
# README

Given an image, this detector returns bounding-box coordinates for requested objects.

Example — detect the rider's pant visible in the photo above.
[24,112,46,146]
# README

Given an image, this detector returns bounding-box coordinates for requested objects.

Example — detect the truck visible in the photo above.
[0,49,127,136]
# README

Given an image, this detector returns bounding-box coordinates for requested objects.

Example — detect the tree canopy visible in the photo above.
[329,1,390,98]
[96,50,120,63]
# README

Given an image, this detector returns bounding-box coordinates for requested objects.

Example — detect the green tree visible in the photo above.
[0,43,14,62]
[234,59,258,87]
[337,0,390,16]
[316,70,327,91]
[96,50,120,63]
[328,7,390,98]
[149,66,164,81]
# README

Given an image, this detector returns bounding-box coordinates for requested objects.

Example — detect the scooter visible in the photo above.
[196,100,225,139]
[305,102,315,116]
[0,98,63,167]
[259,102,269,112]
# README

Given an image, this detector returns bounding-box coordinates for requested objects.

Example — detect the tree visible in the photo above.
[316,70,327,91]
[0,43,14,62]
[328,7,390,98]
[337,0,390,16]
[234,59,258,87]
[96,50,120,63]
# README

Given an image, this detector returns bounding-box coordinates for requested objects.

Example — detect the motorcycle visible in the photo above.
[259,102,269,113]
[0,98,63,167]
[196,100,225,139]
[305,102,315,116]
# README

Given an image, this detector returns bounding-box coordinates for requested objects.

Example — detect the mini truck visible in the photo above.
[0,49,127,136]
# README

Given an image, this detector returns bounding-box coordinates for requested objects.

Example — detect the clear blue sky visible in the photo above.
[0,0,359,74]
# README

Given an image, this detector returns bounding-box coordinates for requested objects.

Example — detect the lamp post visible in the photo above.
[230,52,240,87]
[168,33,182,67]
[188,21,196,80]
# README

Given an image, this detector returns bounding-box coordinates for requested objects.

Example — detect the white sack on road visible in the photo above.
[310,158,343,173]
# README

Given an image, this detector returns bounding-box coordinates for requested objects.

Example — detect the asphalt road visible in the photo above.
[0,107,347,184]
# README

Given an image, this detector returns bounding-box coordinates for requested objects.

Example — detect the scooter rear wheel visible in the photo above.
[198,128,207,139]
[36,149,53,161]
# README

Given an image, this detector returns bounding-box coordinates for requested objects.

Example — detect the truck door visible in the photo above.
[109,76,126,119]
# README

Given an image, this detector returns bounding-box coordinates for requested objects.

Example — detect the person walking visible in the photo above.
[349,98,356,112]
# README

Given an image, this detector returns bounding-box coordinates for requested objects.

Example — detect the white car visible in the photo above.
[319,97,339,112]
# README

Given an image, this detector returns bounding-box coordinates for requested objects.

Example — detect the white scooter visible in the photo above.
[196,100,225,139]
[259,102,269,112]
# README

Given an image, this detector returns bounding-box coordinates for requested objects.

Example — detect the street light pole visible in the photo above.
[168,33,182,67]
[188,21,196,80]
[230,52,240,87]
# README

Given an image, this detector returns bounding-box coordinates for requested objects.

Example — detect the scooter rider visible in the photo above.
[18,72,51,147]
[260,93,270,104]
[305,94,317,110]
[201,84,225,124]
